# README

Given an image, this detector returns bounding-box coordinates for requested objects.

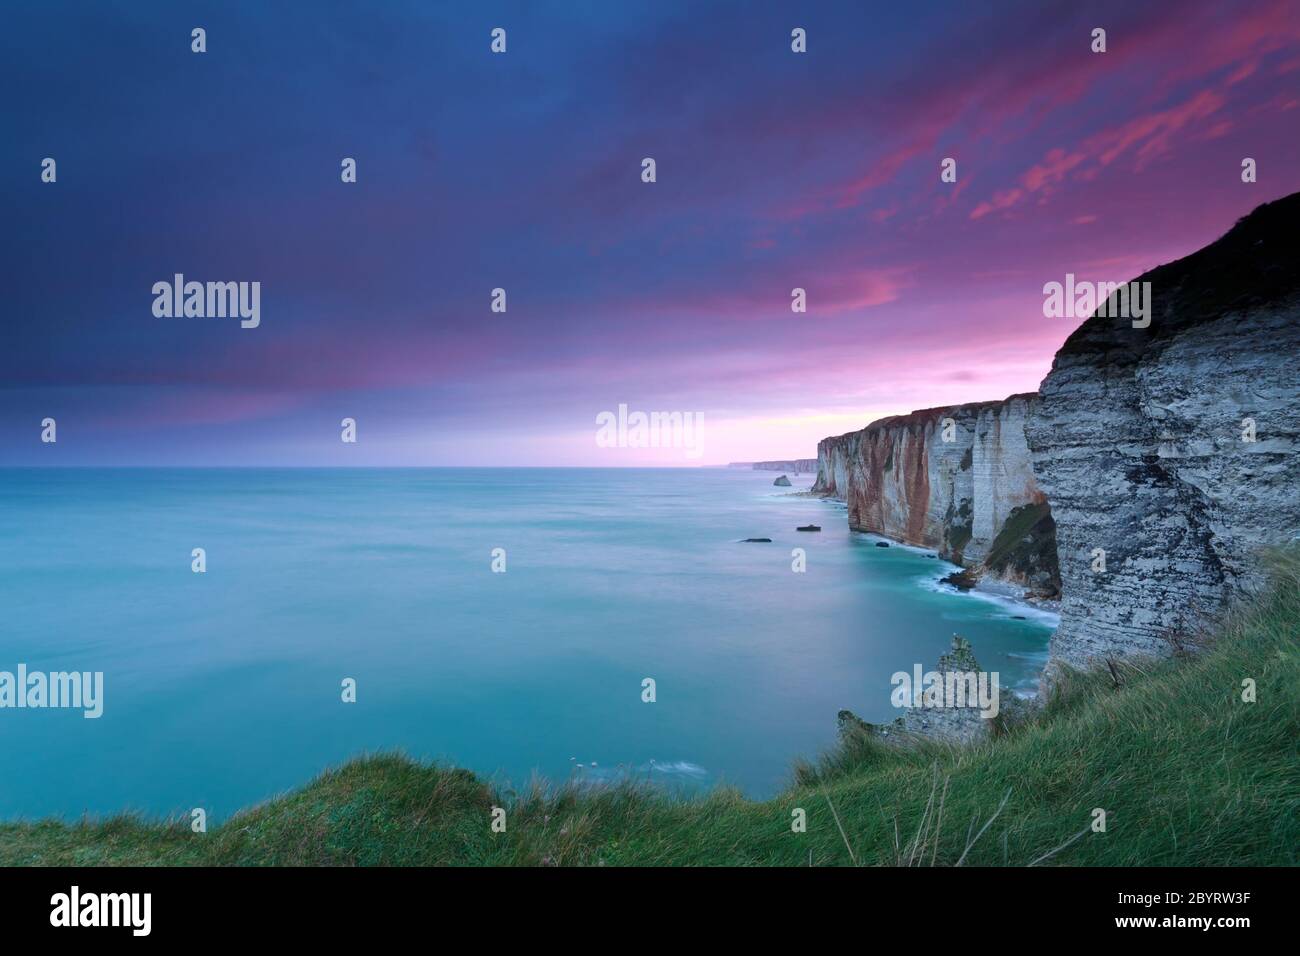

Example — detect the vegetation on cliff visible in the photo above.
[4,551,1296,866]
[983,501,1060,598]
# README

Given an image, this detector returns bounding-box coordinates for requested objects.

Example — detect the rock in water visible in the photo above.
[838,636,1025,745]
[796,524,821,532]
[940,568,978,591]
[773,475,792,487]
[875,541,890,548]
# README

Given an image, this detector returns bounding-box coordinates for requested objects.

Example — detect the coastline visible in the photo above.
[802,490,1061,622]
[7,549,1294,864]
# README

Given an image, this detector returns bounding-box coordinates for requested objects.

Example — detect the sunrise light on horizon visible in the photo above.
[6,0,1299,465]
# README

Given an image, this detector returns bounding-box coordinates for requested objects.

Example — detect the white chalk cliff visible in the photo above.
[1027,193,1300,675]
[815,193,1300,682]
[813,395,1058,597]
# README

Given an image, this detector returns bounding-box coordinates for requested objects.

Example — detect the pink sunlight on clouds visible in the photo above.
[6,0,1299,466]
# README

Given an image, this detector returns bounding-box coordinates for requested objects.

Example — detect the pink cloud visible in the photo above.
[970,187,1023,220]
[971,88,1227,219]
[816,269,911,312]
[785,0,1298,229]
[1226,62,1259,86]
[836,136,938,208]
[84,387,310,429]
[1022,148,1088,192]
[658,267,913,319]
[1098,89,1225,168]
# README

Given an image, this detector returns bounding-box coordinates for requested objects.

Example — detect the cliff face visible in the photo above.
[1026,194,1300,673]
[813,194,1298,685]
[814,393,1058,595]
[749,459,818,474]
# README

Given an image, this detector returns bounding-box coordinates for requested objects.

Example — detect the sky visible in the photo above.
[4,0,1299,466]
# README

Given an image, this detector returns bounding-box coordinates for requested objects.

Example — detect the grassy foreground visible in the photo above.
[5,553,1297,866]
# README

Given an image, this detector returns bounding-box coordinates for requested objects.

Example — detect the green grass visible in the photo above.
[945,498,974,557]
[985,501,1052,568]
[5,552,1297,866]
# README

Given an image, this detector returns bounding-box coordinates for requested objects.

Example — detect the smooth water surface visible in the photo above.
[0,468,1054,819]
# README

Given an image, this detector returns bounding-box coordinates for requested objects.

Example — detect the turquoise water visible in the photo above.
[0,468,1053,820]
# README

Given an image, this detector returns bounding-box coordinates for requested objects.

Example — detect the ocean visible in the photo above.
[0,467,1054,820]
